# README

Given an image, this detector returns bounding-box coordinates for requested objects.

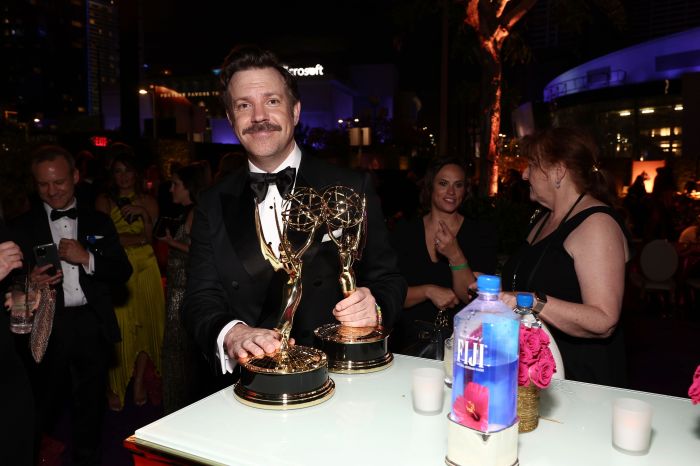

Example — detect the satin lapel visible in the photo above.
[221,172,273,280]
[34,205,55,247]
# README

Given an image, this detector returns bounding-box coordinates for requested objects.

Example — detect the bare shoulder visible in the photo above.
[573,211,624,237]
[139,194,158,208]
[95,193,112,212]
[137,194,159,217]
[566,211,629,258]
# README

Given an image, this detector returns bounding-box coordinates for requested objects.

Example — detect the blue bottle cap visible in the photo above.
[476,275,501,294]
[516,292,533,308]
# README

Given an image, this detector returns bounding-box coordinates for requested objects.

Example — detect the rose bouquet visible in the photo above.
[518,325,556,388]
[517,324,557,432]
[690,365,700,405]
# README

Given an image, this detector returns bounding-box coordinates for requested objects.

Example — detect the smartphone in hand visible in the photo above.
[33,242,61,276]
[116,197,135,223]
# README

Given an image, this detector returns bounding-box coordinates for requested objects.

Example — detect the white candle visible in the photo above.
[612,397,653,454]
[412,367,445,415]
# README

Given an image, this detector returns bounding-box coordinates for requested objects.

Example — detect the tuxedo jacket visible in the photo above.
[0,221,34,466]
[10,199,133,344]
[183,154,407,362]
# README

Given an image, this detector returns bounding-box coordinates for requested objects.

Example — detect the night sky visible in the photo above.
[143,1,401,72]
[138,1,640,130]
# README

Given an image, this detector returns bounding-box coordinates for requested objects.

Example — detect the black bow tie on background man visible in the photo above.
[249,166,296,202]
[50,208,78,221]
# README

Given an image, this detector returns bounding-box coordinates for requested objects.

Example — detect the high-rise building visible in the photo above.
[86,0,119,122]
[0,0,119,130]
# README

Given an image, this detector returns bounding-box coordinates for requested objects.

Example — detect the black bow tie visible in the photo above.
[249,166,296,202]
[50,208,78,221]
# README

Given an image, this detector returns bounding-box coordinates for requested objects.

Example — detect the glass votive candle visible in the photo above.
[412,367,445,415]
[612,397,653,454]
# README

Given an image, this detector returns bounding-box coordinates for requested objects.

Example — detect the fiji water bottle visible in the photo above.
[514,292,541,328]
[450,275,519,433]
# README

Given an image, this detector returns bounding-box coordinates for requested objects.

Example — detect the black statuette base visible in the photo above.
[234,346,335,409]
[314,323,393,374]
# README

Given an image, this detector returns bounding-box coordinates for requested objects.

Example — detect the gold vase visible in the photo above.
[517,385,540,432]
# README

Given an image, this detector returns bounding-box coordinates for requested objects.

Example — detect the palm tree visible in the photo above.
[463,0,537,195]
[463,0,626,195]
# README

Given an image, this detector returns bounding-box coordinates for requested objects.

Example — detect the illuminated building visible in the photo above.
[138,63,398,145]
[543,26,700,171]
[0,0,119,129]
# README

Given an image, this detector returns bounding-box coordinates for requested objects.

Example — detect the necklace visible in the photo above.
[510,192,586,291]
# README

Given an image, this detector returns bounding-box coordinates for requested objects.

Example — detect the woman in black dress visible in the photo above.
[389,158,497,355]
[500,127,630,387]
[0,221,34,465]
[158,161,211,413]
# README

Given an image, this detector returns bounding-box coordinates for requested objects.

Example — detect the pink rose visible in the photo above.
[689,377,700,405]
[539,346,556,368]
[538,328,550,348]
[529,356,555,389]
[519,340,536,365]
[690,365,700,404]
[518,361,530,387]
[523,327,545,358]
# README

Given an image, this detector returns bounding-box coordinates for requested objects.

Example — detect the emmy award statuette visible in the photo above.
[233,188,335,409]
[313,186,393,373]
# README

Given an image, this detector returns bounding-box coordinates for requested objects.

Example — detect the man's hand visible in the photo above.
[58,238,90,266]
[0,241,23,281]
[333,287,378,327]
[224,323,292,363]
[425,285,460,310]
[499,291,518,309]
[5,291,41,314]
[31,264,62,288]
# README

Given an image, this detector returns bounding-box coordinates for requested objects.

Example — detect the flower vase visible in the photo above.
[517,385,539,432]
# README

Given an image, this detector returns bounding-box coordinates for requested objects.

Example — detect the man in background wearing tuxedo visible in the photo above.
[11,145,132,465]
[183,45,406,375]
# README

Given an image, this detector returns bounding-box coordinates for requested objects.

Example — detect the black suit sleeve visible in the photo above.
[183,200,234,359]
[355,172,407,330]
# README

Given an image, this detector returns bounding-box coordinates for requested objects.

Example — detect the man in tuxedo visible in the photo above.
[183,45,406,374]
[11,145,132,465]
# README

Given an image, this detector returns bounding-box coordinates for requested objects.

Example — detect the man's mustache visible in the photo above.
[243,122,282,134]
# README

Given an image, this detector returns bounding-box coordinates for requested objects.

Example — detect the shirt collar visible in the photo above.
[44,198,77,218]
[248,142,301,174]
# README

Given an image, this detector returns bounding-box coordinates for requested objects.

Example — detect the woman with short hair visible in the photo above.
[500,127,630,387]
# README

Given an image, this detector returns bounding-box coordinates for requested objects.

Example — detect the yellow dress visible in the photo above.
[108,199,165,406]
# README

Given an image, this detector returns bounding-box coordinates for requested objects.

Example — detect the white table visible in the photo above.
[132,354,700,465]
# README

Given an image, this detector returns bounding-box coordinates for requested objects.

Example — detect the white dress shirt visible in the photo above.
[216,144,302,373]
[43,199,95,307]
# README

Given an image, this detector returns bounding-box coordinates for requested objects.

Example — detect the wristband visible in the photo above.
[449,262,469,271]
